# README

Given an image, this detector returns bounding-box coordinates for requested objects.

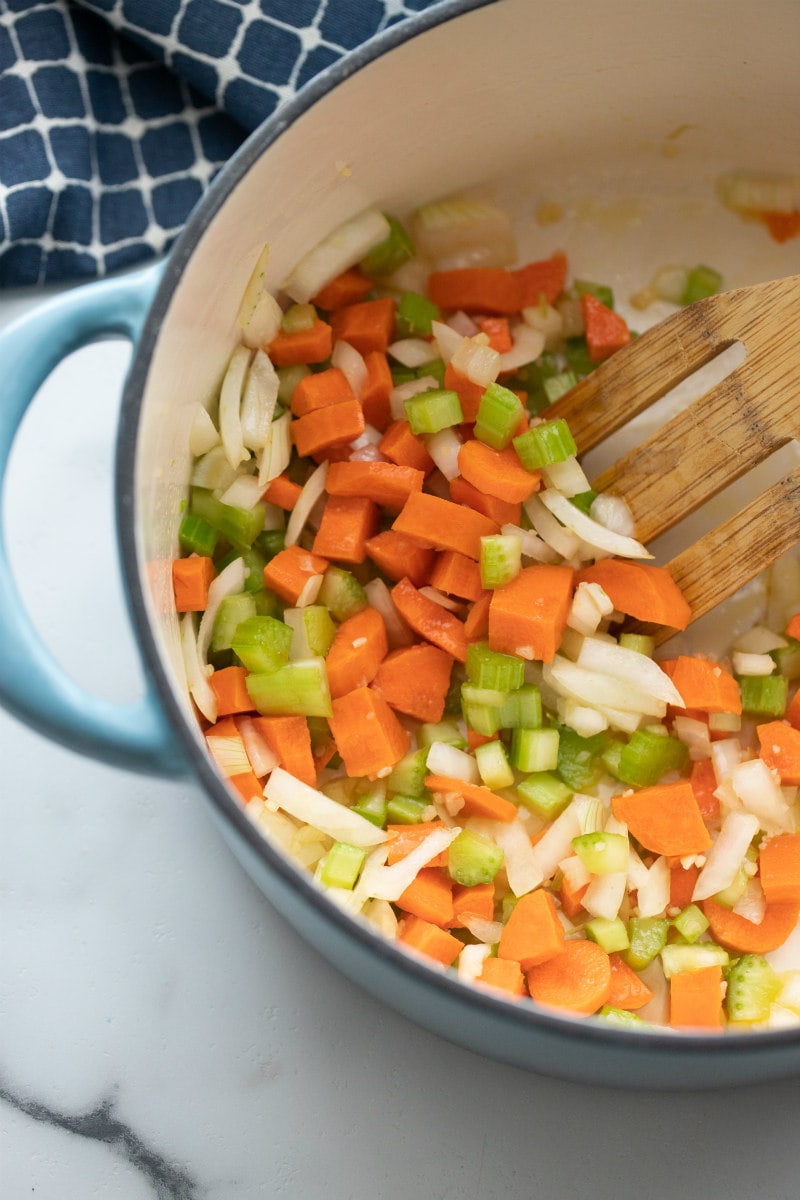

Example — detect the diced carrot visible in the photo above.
[785,611,800,641]
[172,555,215,612]
[458,437,541,503]
[263,544,328,605]
[559,869,590,919]
[397,914,463,967]
[267,316,332,366]
[211,665,254,716]
[450,475,522,527]
[427,267,523,315]
[580,292,631,362]
[312,494,378,564]
[669,861,702,909]
[497,888,565,968]
[478,956,527,997]
[325,606,388,698]
[204,716,239,740]
[464,590,492,641]
[513,252,568,307]
[396,866,454,926]
[424,774,517,823]
[328,686,409,778]
[758,209,800,244]
[372,642,453,723]
[449,881,495,927]
[576,559,692,631]
[467,729,494,752]
[702,897,800,954]
[393,491,499,560]
[391,577,468,663]
[787,687,800,731]
[526,938,612,1016]
[757,720,800,785]
[252,714,316,787]
[608,953,654,1011]
[443,362,486,423]
[290,367,355,416]
[378,419,436,474]
[365,529,435,587]
[386,822,450,868]
[488,564,574,663]
[611,780,711,857]
[689,758,721,825]
[475,315,513,353]
[228,770,264,803]
[262,472,303,511]
[330,296,396,354]
[292,398,366,458]
[311,266,373,310]
[669,965,723,1029]
[659,655,742,714]
[361,350,393,431]
[429,550,483,602]
[759,833,800,905]
[325,459,425,510]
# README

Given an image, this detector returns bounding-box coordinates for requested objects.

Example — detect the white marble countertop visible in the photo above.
[3,283,800,1200]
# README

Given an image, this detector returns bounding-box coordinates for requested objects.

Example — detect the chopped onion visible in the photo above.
[447,311,480,338]
[237,715,280,778]
[258,409,292,486]
[197,557,246,665]
[729,758,794,833]
[542,456,590,497]
[425,741,480,784]
[692,811,760,901]
[410,196,516,267]
[219,345,252,469]
[450,334,500,388]
[189,405,219,457]
[545,656,669,718]
[240,349,279,451]
[418,585,462,611]
[389,374,441,422]
[219,473,264,510]
[567,581,614,636]
[264,767,388,847]
[497,322,545,372]
[458,942,492,983]
[285,460,329,547]
[711,736,743,784]
[282,209,391,303]
[431,319,464,362]
[716,171,800,215]
[191,443,239,492]
[531,802,582,881]
[237,244,283,348]
[582,870,627,921]
[425,427,462,481]
[331,339,368,399]
[637,855,670,918]
[559,699,608,737]
[358,825,460,900]
[522,301,563,347]
[560,853,592,891]
[388,338,439,368]
[733,624,789,654]
[626,845,651,892]
[500,522,559,564]
[461,916,504,944]
[539,489,651,559]
[672,715,712,759]
[733,877,767,925]
[731,650,776,677]
[523,494,581,560]
[576,638,685,706]
[180,612,217,723]
[364,578,415,648]
[492,817,544,897]
[363,898,399,940]
[589,493,638,539]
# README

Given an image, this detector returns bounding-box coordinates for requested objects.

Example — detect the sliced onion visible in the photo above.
[492,817,543,897]
[196,556,246,664]
[461,916,504,944]
[542,456,590,497]
[389,374,440,421]
[425,427,462,481]
[576,638,685,706]
[531,801,582,881]
[282,209,390,303]
[589,493,638,539]
[363,578,415,648]
[237,715,280,778]
[672,715,712,759]
[411,196,516,266]
[500,522,559,564]
[450,334,500,388]
[522,301,563,347]
[258,409,292,486]
[264,767,388,847]
[357,826,460,901]
[388,338,438,368]
[431,319,464,362]
[219,345,252,469]
[180,612,217,723]
[582,870,627,921]
[206,728,251,778]
[733,877,767,924]
[567,581,614,636]
[458,943,491,983]
[240,349,279,451]
[418,585,462,611]
[637,855,670,918]
[559,699,608,738]
[188,405,219,456]
[545,656,669,718]
[539,489,651,559]
[191,444,239,492]
[331,339,368,400]
[731,650,776,677]
[692,811,760,901]
[497,323,545,372]
[729,759,794,833]
[733,625,789,654]
[716,171,800,215]
[219,474,264,510]
[285,460,329,547]
[523,494,581,560]
[425,741,479,784]
[446,311,480,338]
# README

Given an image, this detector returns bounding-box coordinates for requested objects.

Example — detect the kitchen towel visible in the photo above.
[0,0,445,287]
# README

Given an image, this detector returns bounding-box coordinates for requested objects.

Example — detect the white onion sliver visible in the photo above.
[258,409,292,486]
[364,578,415,648]
[501,522,559,564]
[497,323,545,372]
[240,349,279,451]
[206,730,251,778]
[219,474,265,511]
[582,870,627,921]
[180,612,217,723]
[282,209,390,303]
[492,818,543,897]
[589,493,638,538]
[285,460,329,547]
[359,827,460,901]
[458,942,492,983]
[729,758,794,833]
[389,374,440,422]
[425,741,480,784]
[545,656,668,718]
[196,557,246,666]
[431,319,463,362]
[388,338,439,368]
[733,877,767,925]
[523,494,581,560]
[637,855,670,918]
[218,345,252,470]
[189,405,219,457]
[692,811,760,901]
[450,335,499,389]
[576,638,685,706]
[264,767,388,847]
[331,339,368,400]
[191,444,238,492]
[531,802,582,881]
[426,427,462,481]
[461,916,504,944]
[237,716,280,778]
[418,585,462,611]
[542,456,590,498]
[539,489,651,560]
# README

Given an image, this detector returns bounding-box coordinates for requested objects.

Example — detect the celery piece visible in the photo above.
[660,942,729,979]
[542,370,578,404]
[615,728,689,788]
[320,842,366,890]
[586,916,630,953]
[252,589,282,618]
[386,748,429,796]
[284,605,336,659]
[352,787,389,829]
[461,684,506,736]
[396,290,441,337]
[515,771,572,820]
[569,489,597,516]
[255,529,286,561]
[359,213,414,277]
[415,358,446,387]
[600,740,625,780]
[191,487,266,550]
[725,953,781,1023]
[556,725,608,790]
[672,903,710,944]
[563,336,595,380]
[448,828,504,887]
[277,364,311,406]
[624,917,669,971]
[211,593,257,654]
[281,302,317,333]
[512,726,559,773]
[417,720,467,749]
[179,512,219,557]
[246,658,332,717]
[575,279,615,309]
[474,382,525,451]
[619,632,656,657]
[466,642,525,692]
[572,831,629,875]
[386,794,428,825]
[231,615,293,674]
[738,673,788,717]
[597,1006,649,1028]
[773,638,800,681]
[712,862,751,909]
[513,418,577,471]
[474,740,515,789]
[480,534,521,589]
[216,545,269,593]
[498,684,542,730]
[317,566,367,621]
[680,265,722,306]
[404,388,463,435]
[391,363,417,387]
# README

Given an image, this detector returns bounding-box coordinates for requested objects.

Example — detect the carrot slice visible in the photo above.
[361,350,393,431]
[513,252,568,307]
[292,398,365,458]
[372,642,453,723]
[689,759,720,825]
[458,437,541,503]
[758,209,800,244]
[669,966,723,1030]
[449,881,495,927]
[263,544,328,606]
[424,774,518,823]
[329,296,396,354]
[478,956,527,997]
[364,529,434,587]
[576,559,692,630]
[757,720,800,785]
[398,915,463,967]
[443,362,486,422]
[497,888,565,968]
[262,473,303,511]
[378,419,436,473]
[328,686,409,778]
[449,475,522,527]
[391,577,468,663]
[172,555,215,612]
[386,822,450,868]
[488,564,574,663]
[228,770,264,803]
[608,953,654,1011]
[558,870,590,919]
[611,780,711,857]
[669,861,702,909]
[526,938,612,1016]
[475,315,512,353]
[396,867,454,927]
[311,266,373,310]
[253,714,316,787]
[463,590,492,641]
[428,550,483,602]
[581,292,631,362]
[393,491,499,560]
[312,494,378,564]
[427,267,523,315]
[659,655,741,714]
[290,367,355,416]
[210,665,254,716]
[701,897,800,954]
[759,833,800,905]
[267,316,332,366]
[325,460,425,510]
[325,606,388,698]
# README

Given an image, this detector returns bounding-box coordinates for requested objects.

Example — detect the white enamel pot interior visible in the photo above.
[117,0,800,1088]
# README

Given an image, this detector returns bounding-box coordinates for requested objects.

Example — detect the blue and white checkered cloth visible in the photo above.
[0,0,445,286]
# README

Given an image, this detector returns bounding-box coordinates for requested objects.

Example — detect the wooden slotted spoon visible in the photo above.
[546,273,800,633]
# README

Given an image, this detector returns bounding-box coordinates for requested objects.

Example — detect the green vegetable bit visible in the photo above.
[510,727,559,773]
[624,917,669,971]
[725,953,781,1023]
[317,566,367,621]
[574,279,615,309]
[385,748,430,797]
[404,388,463,435]
[480,534,521,589]
[360,213,414,277]
[191,487,266,550]
[513,418,577,471]
[179,512,218,557]
[231,615,293,674]
[572,831,629,876]
[671,904,709,944]
[474,382,525,450]
[448,828,504,887]
[738,673,788,717]
[396,290,441,337]
[611,728,689,788]
[586,916,630,953]
[556,725,608,790]
[246,659,332,718]
[680,265,722,306]
[515,771,572,820]
[386,794,429,825]
[351,784,388,829]
[660,942,729,978]
[466,642,525,692]
[211,593,257,654]
[320,842,366,890]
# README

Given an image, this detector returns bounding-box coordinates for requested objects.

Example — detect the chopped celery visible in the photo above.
[179,512,219,557]
[386,748,429,796]
[515,771,572,820]
[586,916,630,953]
[556,725,608,790]
[738,673,788,717]
[510,727,559,773]
[317,566,367,621]
[660,942,729,978]
[359,213,414,276]
[624,917,669,971]
[513,418,577,471]
[597,1006,649,1028]
[498,684,542,730]
[672,903,710,944]
[320,842,366,890]
[404,388,463,435]
[281,302,316,333]
[417,720,466,749]
[352,787,389,829]
[466,642,525,692]
[474,382,525,451]
[231,615,293,674]
[563,336,595,379]
[461,684,506,736]
[474,739,515,789]
[211,593,257,654]
[396,290,441,337]
[255,529,285,560]
[252,588,282,618]
[191,487,266,550]
[215,544,269,592]
[390,363,417,387]
[246,658,332,718]
[415,358,446,387]
[480,534,521,589]
[386,794,428,824]
[619,632,656,657]
[277,364,310,406]
[725,953,781,1023]
[572,831,629,875]
[614,728,689,788]
[575,279,615,308]
[542,370,578,403]
[569,489,597,516]
[284,605,336,659]
[680,265,722,306]
[448,828,504,886]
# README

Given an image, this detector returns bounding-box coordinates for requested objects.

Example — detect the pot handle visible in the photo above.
[0,264,186,778]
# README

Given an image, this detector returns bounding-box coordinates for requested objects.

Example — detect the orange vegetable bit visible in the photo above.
[576,559,692,631]
[786,687,800,731]
[488,564,574,663]
[526,938,613,1017]
[204,716,239,740]
[291,397,366,458]
[429,549,483,602]
[558,870,590,920]
[513,252,568,307]
[449,475,522,528]
[325,459,425,511]
[580,292,631,362]
[443,362,486,423]
[263,544,329,606]
[372,642,453,723]
[757,720,800,785]
[396,866,455,927]
[669,861,702,910]
[390,577,468,663]
[378,418,436,474]
[262,472,303,511]
[476,315,513,354]
[688,759,720,826]
[228,770,264,804]
[478,956,527,998]
[290,366,356,417]
[785,611,800,641]
[758,209,800,244]
[172,555,215,612]
[211,665,255,716]
[325,606,388,699]
[329,296,396,354]
[497,888,565,969]
[312,493,379,564]
[702,897,800,954]
[328,686,409,778]
[458,437,541,503]
[669,965,723,1030]
[449,881,495,928]
[463,590,492,641]
[427,267,523,315]
[393,491,499,560]
[608,953,654,1012]
[759,833,800,905]
[311,266,373,310]
[398,914,463,968]
[361,350,393,432]
[365,529,435,587]
[424,774,518,823]
[386,821,450,867]
[253,714,316,788]
[659,655,742,714]
[611,780,711,858]
[267,315,332,366]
